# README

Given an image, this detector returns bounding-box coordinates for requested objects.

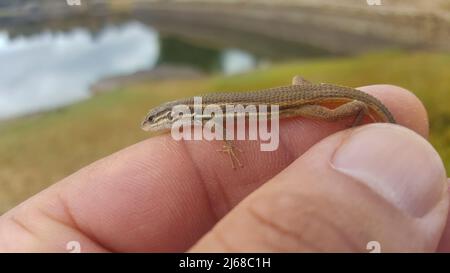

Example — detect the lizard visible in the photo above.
[141,76,396,168]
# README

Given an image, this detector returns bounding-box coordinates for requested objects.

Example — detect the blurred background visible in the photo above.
[0,0,449,213]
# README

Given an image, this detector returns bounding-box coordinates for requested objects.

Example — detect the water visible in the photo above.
[0,21,159,119]
[0,19,330,120]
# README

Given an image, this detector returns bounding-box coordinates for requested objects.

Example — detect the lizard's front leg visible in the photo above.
[217,140,244,169]
[205,117,244,169]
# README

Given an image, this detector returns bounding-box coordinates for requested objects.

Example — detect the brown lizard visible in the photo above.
[141,76,396,168]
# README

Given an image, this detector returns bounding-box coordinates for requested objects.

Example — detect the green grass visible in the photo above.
[0,50,449,213]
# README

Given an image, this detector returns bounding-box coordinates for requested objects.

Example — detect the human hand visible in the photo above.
[0,85,448,252]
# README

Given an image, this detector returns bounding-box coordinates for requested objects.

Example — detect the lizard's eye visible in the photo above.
[166,112,173,121]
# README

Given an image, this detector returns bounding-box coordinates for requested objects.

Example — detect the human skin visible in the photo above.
[0,85,449,252]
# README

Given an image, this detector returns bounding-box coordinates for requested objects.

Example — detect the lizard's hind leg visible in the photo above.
[293,100,369,127]
[292,75,313,85]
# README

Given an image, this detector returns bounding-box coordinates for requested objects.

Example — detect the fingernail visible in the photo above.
[332,124,446,217]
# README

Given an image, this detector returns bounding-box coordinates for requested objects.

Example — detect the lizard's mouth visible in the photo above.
[141,118,171,132]
[140,119,154,131]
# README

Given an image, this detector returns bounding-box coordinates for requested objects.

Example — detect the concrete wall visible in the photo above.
[2,0,449,52]
[135,0,450,52]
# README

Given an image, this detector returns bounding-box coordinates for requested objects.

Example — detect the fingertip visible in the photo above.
[358,84,429,138]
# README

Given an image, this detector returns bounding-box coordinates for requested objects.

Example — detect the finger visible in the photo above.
[0,85,428,252]
[437,180,450,252]
[358,84,428,136]
[191,124,448,252]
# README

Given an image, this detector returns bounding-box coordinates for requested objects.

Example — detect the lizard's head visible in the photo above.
[141,101,189,132]
[141,102,176,132]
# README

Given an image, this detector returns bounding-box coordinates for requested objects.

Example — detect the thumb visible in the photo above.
[190,124,449,252]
